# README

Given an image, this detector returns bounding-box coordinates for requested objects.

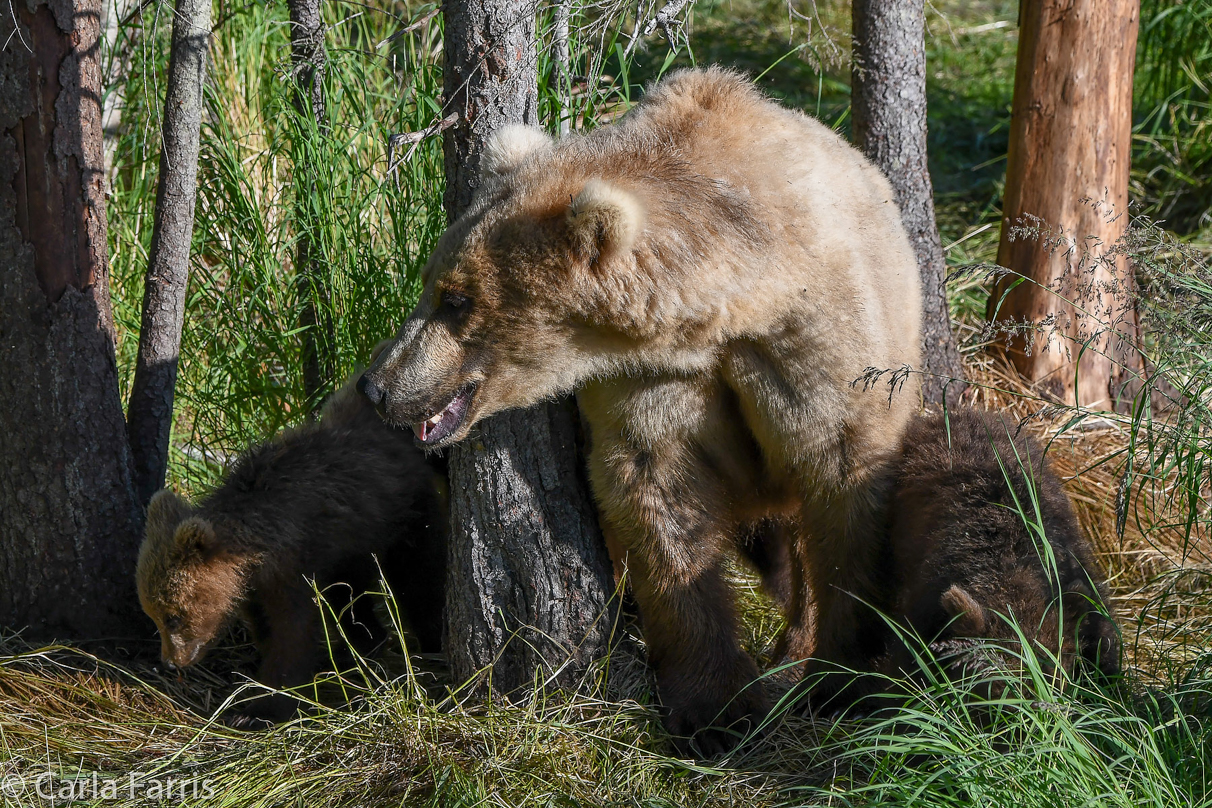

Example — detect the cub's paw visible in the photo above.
[663,681,771,759]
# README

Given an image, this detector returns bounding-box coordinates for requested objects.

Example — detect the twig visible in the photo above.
[386,112,460,176]
[376,7,439,50]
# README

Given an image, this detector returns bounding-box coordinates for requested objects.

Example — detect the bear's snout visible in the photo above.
[357,372,387,412]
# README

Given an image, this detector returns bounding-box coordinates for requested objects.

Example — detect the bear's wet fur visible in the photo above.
[137,378,447,725]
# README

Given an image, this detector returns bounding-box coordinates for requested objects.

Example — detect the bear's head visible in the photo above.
[936,575,1120,682]
[359,125,647,448]
[137,490,252,669]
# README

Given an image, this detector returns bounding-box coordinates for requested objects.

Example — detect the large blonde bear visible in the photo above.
[361,68,922,753]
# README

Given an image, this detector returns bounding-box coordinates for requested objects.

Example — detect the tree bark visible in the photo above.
[125,0,211,505]
[441,0,617,693]
[0,0,145,637]
[288,0,336,412]
[988,0,1142,411]
[552,0,571,137]
[852,0,965,407]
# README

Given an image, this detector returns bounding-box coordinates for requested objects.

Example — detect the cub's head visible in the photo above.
[137,490,251,669]
[359,125,645,448]
[937,576,1120,682]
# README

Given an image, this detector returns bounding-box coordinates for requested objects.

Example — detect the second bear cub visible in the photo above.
[876,408,1120,693]
[137,379,446,724]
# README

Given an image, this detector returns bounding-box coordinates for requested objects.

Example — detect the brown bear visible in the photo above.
[866,408,1119,702]
[358,67,922,753]
[137,378,447,725]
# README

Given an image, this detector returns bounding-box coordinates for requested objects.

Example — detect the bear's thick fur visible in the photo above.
[361,68,922,750]
[137,380,446,724]
[874,408,1119,695]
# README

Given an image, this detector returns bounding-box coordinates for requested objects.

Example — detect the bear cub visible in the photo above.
[137,377,446,725]
[873,407,1120,696]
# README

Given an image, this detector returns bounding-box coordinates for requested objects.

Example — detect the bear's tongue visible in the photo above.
[412,385,473,445]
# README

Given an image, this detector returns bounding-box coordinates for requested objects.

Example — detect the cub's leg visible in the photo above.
[580,376,769,757]
[231,584,324,726]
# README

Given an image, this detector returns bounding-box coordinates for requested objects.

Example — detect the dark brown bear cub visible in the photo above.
[875,407,1119,694]
[137,379,446,725]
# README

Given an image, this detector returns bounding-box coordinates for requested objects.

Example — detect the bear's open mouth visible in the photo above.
[412,382,476,445]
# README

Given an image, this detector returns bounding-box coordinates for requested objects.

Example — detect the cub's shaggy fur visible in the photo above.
[137,382,446,723]
[875,408,1119,694]
[361,68,922,751]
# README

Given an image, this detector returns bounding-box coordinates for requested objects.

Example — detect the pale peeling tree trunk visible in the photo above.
[442,0,617,693]
[989,0,1142,411]
[0,0,145,637]
[126,0,212,505]
[852,0,965,407]
[289,0,336,412]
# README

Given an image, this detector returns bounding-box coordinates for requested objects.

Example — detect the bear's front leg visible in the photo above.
[585,406,769,757]
[228,584,324,727]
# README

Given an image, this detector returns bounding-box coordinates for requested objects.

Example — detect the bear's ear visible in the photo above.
[482,125,553,177]
[174,517,218,559]
[146,489,194,537]
[567,180,644,264]
[940,584,988,637]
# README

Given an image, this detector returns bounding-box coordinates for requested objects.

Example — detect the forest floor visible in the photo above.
[3,0,1211,805]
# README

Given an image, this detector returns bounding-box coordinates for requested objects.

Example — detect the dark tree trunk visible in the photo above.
[852,0,965,407]
[441,0,617,693]
[288,0,336,412]
[126,0,212,505]
[0,0,145,637]
[989,0,1142,411]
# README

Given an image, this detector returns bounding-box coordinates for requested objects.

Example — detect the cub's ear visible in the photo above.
[174,517,218,558]
[482,125,553,177]
[567,180,644,263]
[940,584,988,637]
[146,490,194,536]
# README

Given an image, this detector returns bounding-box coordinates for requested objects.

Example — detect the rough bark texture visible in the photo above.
[289,0,335,412]
[0,0,145,637]
[441,0,617,693]
[441,0,540,213]
[989,0,1142,411]
[125,0,211,504]
[445,401,617,690]
[852,0,965,407]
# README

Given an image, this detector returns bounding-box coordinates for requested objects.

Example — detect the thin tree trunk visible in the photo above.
[289,0,336,412]
[125,0,212,505]
[0,0,145,637]
[988,0,1142,411]
[852,0,965,407]
[552,0,571,137]
[442,0,617,693]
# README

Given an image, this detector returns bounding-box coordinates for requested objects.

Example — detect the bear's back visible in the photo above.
[889,408,1102,638]
[200,390,435,574]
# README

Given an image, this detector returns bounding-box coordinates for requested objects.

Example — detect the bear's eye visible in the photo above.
[441,290,469,312]
[165,614,184,632]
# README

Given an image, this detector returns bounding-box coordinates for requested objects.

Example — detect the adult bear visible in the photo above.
[361,68,922,752]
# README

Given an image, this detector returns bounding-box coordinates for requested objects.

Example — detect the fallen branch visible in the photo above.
[386,112,459,175]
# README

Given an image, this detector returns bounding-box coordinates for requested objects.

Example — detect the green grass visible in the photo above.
[2,0,1200,805]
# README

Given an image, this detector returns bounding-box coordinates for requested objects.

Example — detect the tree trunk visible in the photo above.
[988,0,1142,411]
[125,0,212,505]
[289,0,336,412]
[852,0,965,407]
[552,0,571,137]
[441,0,617,693]
[0,0,145,637]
